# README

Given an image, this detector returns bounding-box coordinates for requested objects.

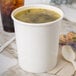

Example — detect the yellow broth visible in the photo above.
[14,8,60,23]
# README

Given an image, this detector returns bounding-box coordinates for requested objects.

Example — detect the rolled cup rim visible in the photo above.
[11,4,64,26]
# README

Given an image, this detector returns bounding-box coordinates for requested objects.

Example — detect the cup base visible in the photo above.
[3,26,15,32]
[19,62,57,73]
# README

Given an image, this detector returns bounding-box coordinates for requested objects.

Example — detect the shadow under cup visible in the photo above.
[11,4,64,73]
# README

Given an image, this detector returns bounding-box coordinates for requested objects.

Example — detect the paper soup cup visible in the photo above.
[11,4,63,73]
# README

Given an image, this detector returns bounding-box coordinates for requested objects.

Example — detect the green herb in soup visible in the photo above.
[14,8,60,23]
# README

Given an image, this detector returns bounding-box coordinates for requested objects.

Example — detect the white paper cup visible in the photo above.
[11,4,63,73]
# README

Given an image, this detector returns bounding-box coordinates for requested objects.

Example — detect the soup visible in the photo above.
[14,8,60,23]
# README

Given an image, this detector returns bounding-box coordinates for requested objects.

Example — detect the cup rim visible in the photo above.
[11,4,64,26]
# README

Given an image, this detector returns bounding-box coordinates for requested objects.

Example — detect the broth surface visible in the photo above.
[14,8,60,23]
